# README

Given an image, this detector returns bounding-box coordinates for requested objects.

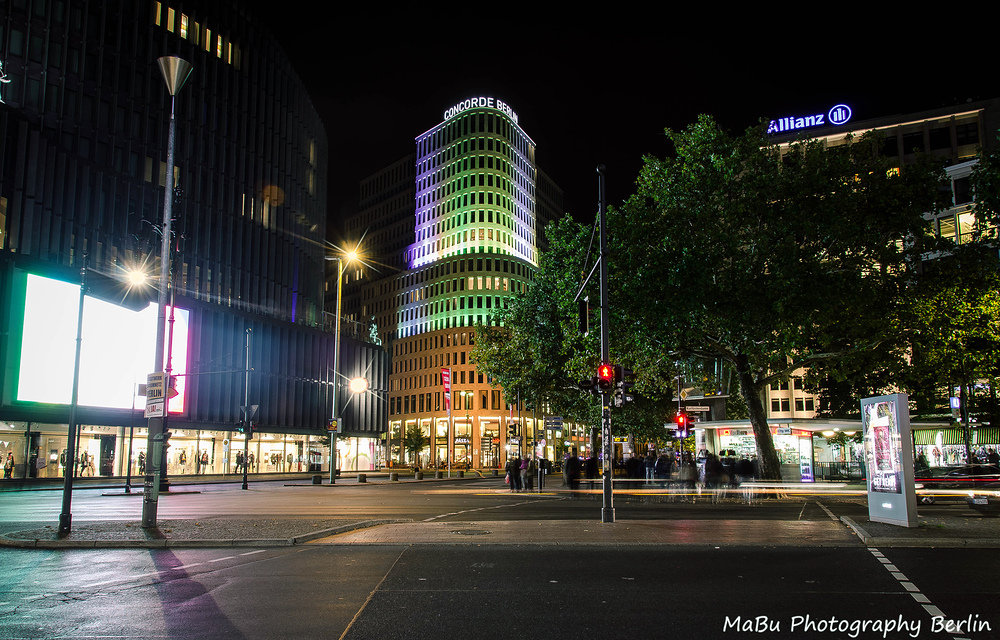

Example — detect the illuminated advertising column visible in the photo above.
[861,393,918,527]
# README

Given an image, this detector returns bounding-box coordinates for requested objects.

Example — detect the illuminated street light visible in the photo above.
[325,247,360,484]
[349,377,369,394]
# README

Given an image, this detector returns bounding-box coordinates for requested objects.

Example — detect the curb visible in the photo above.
[0,519,412,550]
[840,515,1000,548]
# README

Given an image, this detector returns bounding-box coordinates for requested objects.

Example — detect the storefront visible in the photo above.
[0,421,327,480]
[913,426,1000,466]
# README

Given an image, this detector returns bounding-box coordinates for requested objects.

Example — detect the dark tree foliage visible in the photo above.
[611,116,946,480]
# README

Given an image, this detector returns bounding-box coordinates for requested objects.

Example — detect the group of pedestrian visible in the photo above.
[234,451,256,474]
[504,456,538,491]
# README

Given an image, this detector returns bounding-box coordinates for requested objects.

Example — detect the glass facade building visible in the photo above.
[0,0,387,480]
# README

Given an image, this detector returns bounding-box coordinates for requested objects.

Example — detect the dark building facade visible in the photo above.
[0,0,386,479]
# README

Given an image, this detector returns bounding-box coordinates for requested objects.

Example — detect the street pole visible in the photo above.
[142,56,192,529]
[125,382,136,494]
[330,257,344,484]
[57,256,87,537]
[447,369,453,478]
[598,165,615,524]
[242,327,251,490]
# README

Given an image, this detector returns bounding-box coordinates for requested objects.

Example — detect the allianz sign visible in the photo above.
[767,104,852,135]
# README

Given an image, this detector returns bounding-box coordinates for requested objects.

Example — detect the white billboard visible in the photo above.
[16,273,188,412]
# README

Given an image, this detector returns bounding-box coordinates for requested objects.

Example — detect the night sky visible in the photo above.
[256,6,993,244]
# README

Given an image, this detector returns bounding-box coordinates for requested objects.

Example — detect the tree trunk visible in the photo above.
[735,353,783,481]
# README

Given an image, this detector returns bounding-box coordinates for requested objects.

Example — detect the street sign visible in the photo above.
[684,405,710,412]
[327,418,339,433]
[144,372,165,417]
[544,416,564,428]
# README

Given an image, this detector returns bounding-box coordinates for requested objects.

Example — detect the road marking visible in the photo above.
[209,556,236,563]
[868,547,967,640]
[339,547,408,640]
[814,501,840,521]
[423,498,561,521]
[240,550,267,556]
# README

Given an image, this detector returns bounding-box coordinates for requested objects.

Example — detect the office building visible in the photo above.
[0,0,385,479]
[343,97,573,468]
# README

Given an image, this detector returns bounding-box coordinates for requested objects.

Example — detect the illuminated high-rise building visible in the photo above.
[344,97,564,468]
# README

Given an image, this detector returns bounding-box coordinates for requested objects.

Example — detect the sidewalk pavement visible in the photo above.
[2,484,996,549]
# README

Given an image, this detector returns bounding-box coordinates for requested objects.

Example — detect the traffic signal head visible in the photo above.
[597,363,614,390]
[674,413,688,438]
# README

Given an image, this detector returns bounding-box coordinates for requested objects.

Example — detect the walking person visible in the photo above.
[4,452,14,479]
[505,457,518,492]
[645,451,656,484]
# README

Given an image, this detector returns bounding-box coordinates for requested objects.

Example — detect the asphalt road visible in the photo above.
[2,544,997,639]
[1,478,998,639]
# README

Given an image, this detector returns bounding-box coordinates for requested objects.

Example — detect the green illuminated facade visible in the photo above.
[344,99,568,468]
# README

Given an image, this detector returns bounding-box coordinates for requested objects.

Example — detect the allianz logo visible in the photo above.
[767,104,852,135]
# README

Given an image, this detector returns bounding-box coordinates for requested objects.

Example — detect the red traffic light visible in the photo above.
[675,413,687,427]
[597,363,614,389]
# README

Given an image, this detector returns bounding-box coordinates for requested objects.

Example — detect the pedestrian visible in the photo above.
[987,448,999,467]
[678,455,696,490]
[137,450,146,475]
[4,452,14,479]
[645,452,656,483]
[248,452,255,473]
[505,457,518,492]
[654,453,673,488]
[236,450,244,474]
[525,457,536,491]
[564,449,581,492]
[519,457,529,492]
[704,453,722,489]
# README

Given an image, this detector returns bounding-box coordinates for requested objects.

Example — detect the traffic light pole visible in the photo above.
[597,165,614,524]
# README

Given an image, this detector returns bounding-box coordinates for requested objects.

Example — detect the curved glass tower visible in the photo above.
[350,97,562,468]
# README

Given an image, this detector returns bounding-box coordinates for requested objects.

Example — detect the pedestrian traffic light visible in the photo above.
[597,363,614,390]
[235,421,245,435]
[614,365,635,396]
[577,376,599,396]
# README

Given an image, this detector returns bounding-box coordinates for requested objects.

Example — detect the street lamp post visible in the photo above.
[142,56,192,529]
[57,256,88,537]
[326,251,357,484]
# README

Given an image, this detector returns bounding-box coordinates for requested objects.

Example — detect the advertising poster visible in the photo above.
[860,393,918,527]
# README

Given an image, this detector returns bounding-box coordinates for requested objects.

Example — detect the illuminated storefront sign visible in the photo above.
[767,103,852,135]
[443,97,519,124]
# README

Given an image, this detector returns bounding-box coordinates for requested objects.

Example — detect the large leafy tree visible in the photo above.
[471,217,600,427]
[612,115,946,480]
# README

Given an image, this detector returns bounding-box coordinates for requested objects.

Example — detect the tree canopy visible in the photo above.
[610,116,946,479]
[474,114,949,480]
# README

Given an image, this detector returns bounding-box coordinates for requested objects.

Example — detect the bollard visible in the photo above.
[491,469,499,477]
[415,470,423,480]
[312,475,322,485]
[390,472,398,481]
[458,470,465,478]
[436,470,443,479]
[358,473,366,483]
